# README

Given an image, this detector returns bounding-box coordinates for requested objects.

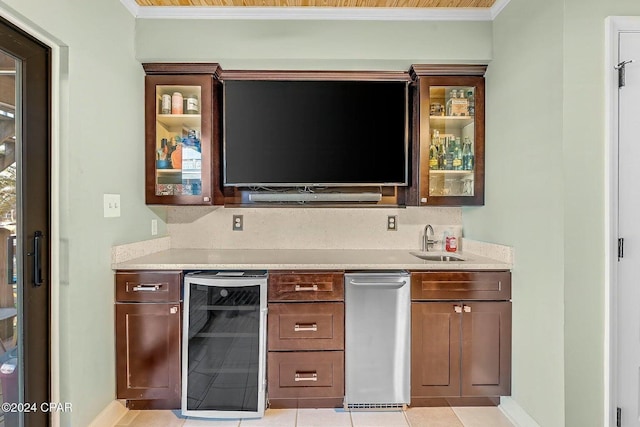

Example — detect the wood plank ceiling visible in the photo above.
[135,0,495,7]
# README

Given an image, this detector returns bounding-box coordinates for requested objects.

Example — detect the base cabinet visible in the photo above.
[410,271,511,406]
[115,271,183,409]
[267,271,345,408]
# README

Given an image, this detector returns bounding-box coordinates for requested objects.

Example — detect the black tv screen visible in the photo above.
[223,80,408,187]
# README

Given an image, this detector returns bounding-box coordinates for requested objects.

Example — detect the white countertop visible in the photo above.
[112,248,511,271]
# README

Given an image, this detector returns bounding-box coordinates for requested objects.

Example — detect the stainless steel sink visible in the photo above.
[410,251,465,262]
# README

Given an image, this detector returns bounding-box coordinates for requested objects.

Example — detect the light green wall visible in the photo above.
[8,1,640,425]
[462,0,566,425]
[135,19,492,68]
[562,1,640,426]
[0,1,166,425]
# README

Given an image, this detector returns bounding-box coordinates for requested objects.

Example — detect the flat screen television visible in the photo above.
[223,80,408,187]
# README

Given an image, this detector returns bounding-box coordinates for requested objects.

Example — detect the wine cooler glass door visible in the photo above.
[182,273,267,418]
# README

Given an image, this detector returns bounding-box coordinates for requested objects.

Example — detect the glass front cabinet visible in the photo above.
[410,66,486,206]
[143,64,223,205]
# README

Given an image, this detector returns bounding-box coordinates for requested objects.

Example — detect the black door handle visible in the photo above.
[27,231,43,287]
[6,235,16,285]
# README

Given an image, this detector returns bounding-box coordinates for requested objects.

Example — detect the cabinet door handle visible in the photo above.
[454,305,462,313]
[295,284,318,292]
[170,306,179,314]
[463,305,472,313]
[294,323,318,332]
[131,284,161,292]
[295,371,318,382]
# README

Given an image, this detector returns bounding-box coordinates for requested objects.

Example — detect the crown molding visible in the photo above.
[490,0,510,19]
[120,0,510,21]
[120,0,140,17]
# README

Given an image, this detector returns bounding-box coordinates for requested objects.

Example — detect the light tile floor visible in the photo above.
[113,407,515,427]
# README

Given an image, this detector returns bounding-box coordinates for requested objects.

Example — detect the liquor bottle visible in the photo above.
[467,90,475,116]
[446,90,456,116]
[438,138,446,170]
[444,137,454,170]
[429,130,439,169]
[452,137,463,170]
[462,137,474,170]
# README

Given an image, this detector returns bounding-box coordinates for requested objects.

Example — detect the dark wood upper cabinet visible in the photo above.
[143,63,224,205]
[408,65,486,206]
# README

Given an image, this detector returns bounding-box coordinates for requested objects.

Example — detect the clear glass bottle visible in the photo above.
[429,130,439,169]
[467,89,475,116]
[462,137,474,170]
[452,137,463,170]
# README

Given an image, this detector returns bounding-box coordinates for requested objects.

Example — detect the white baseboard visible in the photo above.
[87,400,128,427]
[499,397,541,427]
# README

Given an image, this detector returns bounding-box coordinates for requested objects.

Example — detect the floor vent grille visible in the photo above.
[346,403,406,411]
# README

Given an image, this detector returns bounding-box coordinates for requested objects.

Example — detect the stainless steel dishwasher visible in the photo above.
[344,271,411,410]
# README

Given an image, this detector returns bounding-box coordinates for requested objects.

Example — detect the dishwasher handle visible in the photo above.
[347,279,407,289]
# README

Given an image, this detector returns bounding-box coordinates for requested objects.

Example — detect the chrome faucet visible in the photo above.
[422,224,438,252]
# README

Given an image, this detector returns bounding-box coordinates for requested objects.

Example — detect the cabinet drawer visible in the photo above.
[268,303,344,351]
[116,271,182,303]
[411,271,511,301]
[268,271,344,302]
[267,351,344,399]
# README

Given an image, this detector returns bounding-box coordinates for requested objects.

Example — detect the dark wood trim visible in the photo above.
[0,16,51,426]
[268,397,344,409]
[409,396,499,407]
[410,64,487,79]
[125,398,180,410]
[142,62,222,79]
[221,69,410,81]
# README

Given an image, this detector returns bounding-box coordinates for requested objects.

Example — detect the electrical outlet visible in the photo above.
[387,215,397,231]
[233,215,243,231]
[103,194,120,218]
[151,219,158,236]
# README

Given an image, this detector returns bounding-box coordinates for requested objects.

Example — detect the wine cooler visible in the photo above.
[182,271,267,418]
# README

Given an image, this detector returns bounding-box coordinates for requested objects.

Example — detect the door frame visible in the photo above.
[0,5,61,427]
[604,16,640,427]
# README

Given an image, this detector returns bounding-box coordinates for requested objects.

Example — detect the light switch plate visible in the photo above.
[104,194,120,218]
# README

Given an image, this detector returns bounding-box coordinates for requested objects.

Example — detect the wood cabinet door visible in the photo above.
[409,70,485,207]
[461,301,511,397]
[411,302,461,398]
[144,73,217,205]
[115,303,181,400]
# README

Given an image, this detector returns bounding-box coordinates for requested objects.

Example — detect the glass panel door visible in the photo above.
[154,85,202,197]
[0,50,18,427]
[427,85,476,198]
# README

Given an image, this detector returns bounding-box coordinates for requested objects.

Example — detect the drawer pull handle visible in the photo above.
[294,323,318,332]
[295,284,318,292]
[295,372,318,382]
[132,284,161,292]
